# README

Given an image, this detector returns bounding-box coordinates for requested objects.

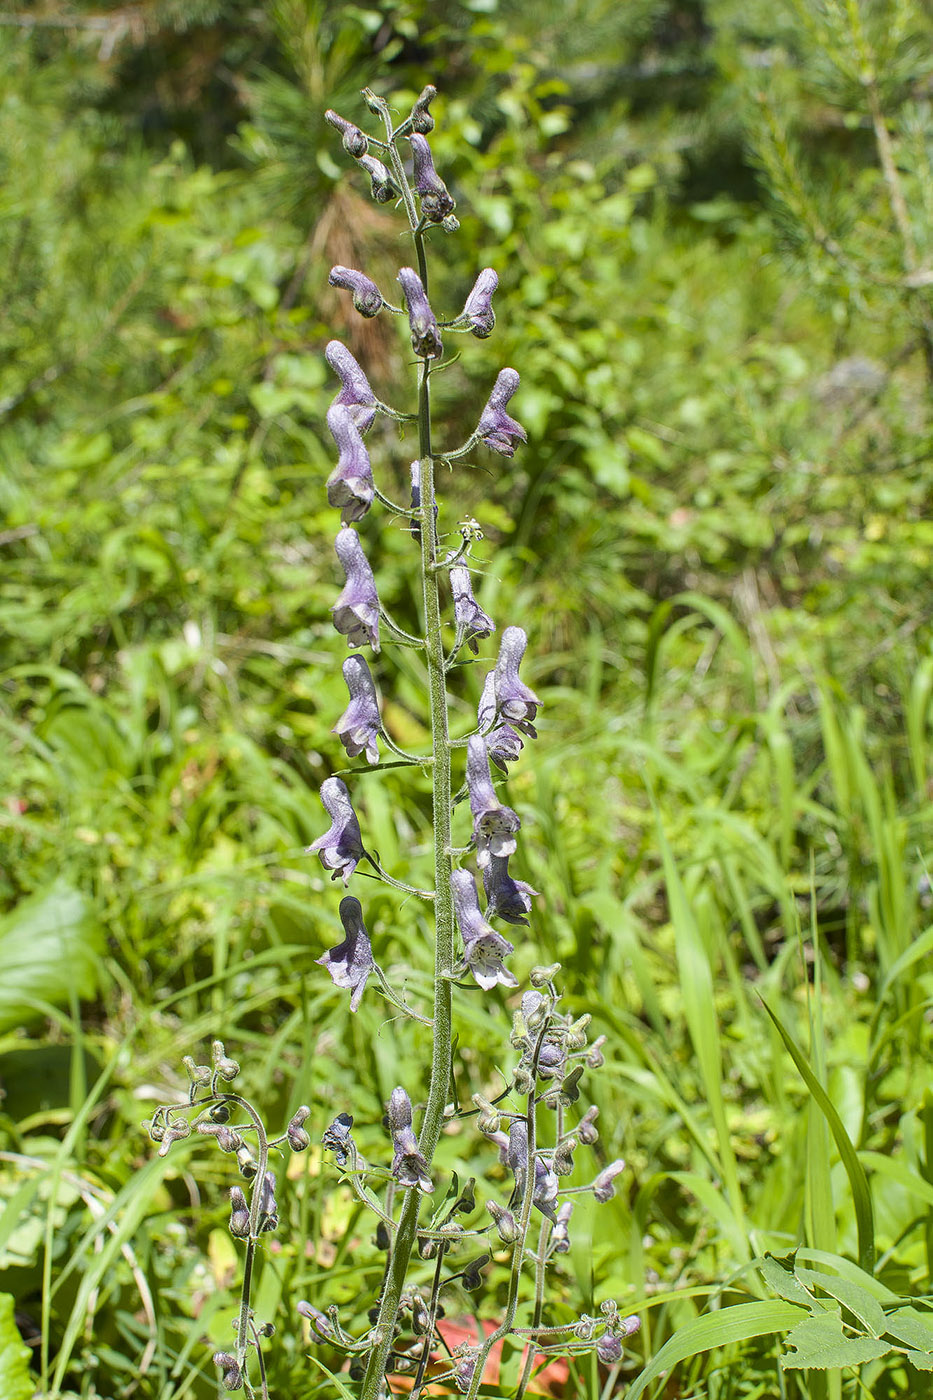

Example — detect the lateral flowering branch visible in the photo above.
[148,82,640,1400]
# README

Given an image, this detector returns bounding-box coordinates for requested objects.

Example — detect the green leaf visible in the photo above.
[882,1307,933,1355]
[624,1302,809,1400]
[761,999,875,1273]
[0,881,106,1032]
[781,1313,891,1370]
[0,1292,33,1400]
[757,1253,820,1310]
[797,1268,886,1336]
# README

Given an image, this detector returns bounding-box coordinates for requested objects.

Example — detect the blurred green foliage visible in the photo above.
[2,0,933,1396]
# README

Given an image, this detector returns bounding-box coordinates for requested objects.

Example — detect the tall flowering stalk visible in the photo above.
[147,84,638,1400]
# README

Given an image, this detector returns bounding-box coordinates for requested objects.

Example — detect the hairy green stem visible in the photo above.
[360,225,456,1400]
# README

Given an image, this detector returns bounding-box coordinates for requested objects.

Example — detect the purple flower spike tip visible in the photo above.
[409,133,456,222]
[466,735,520,869]
[307,777,364,884]
[450,566,494,653]
[325,340,377,433]
[477,368,526,456]
[483,854,539,925]
[397,267,443,360]
[450,867,518,991]
[462,268,498,338]
[329,265,384,318]
[334,655,380,765]
[326,405,374,524]
[316,894,374,1011]
[332,527,380,652]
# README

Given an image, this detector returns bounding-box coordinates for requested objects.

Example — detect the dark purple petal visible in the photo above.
[450,868,517,990]
[329,265,384,318]
[477,368,526,456]
[466,735,519,869]
[325,340,377,433]
[409,133,456,222]
[316,895,374,1010]
[326,405,374,523]
[307,777,364,884]
[332,527,380,652]
[462,268,498,338]
[333,655,380,764]
[325,108,368,158]
[321,1111,354,1165]
[483,854,538,925]
[397,267,443,359]
[387,1086,433,1192]
[450,566,494,652]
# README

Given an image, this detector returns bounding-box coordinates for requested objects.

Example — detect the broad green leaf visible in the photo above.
[797,1269,886,1336]
[624,1302,809,1400]
[882,1307,933,1355]
[781,1314,891,1370]
[0,881,106,1032]
[0,1292,33,1400]
[757,1253,820,1310]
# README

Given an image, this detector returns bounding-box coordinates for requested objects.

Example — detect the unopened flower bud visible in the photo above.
[358,153,396,202]
[512,1063,534,1096]
[145,1118,165,1142]
[156,1115,191,1157]
[297,1300,332,1338]
[486,1200,520,1244]
[461,1253,489,1291]
[213,1352,243,1391]
[410,84,437,134]
[329,265,384,318]
[510,1011,529,1049]
[259,1322,275,1338]
[209,1101,231,1124]
[211,1041,240,1081]
[596,1333,623,1365]
[375,1220,391,1250]
[455,1355,477,1393]
[574,1314,597,1342]
[442,213,460,232]
[559,1065,585,1103]
[577,1106,600,1145]
[325,108,368,158]
[229,1185,250,1238]
[587,1035,607,1068]
[438,1220,464,1245]
[287,1106,311,1151]
[553,1136,578,1176]
[182,1055,212,1086]
[258,1170,278,1231]
[551,1200,573,1254]
[593,1159,626,1203]
[397,267,443,359]
[411,1294,431,1335]
[409,133,455,223]
[471,1094,500,1136]
[236,1146,258,1179]
[530,962,561,987]
[521,989,548,1028]
[567,1014,592,1050]
[537,1041,565,1080]
[461,268,498,338]
[198,1122,244,1154]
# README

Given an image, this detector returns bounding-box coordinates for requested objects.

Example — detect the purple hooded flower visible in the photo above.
[483,854,538,925]
[325,340,377,433]
[397,268,443,359]
[551,1200,573,1254]
[326,405,374,523]
[409,133,456,222]
[593,1159,626,1203]
[450,867,517,991]
[333,655,380,764]
[329,265,384,318]
[476,368,526,456]
[358,153,395,203]
[466,735,520,869]
[387,1087,433,1193]
[596,1334,623,1366]
[410,84,437,135]
[492,627,539,732]
[532,1159,559,1222]
[461,268,498,338]
[325,108,368,158]
[307,776,364,883]
[332,527,380,652]
[478,669,525,771]
[450,566,494,653]
[316,894,374,1010]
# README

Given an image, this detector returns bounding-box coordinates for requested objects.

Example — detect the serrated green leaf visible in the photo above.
[882,1307,933,1354]
[758,1253,820,1310]
[908,1351,933,1371]
[797,1269,886,1335]
[0,1292,33,1400]
[624,1302,809,1400]
[781,1313,891,1370]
